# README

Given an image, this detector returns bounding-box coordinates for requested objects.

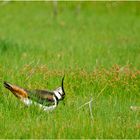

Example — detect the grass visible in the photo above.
[0,1,140,139]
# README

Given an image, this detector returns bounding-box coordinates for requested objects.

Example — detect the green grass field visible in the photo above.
[0,1,140,138]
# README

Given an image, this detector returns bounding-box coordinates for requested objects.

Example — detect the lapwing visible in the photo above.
[4,76,65,111]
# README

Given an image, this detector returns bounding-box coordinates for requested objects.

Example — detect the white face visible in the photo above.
[55,87,63,95]
[53,87,65,100]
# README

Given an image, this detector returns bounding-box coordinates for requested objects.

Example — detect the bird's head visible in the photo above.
[54,76,66,100]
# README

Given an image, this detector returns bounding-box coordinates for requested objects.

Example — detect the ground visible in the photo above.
[0,2,140,138]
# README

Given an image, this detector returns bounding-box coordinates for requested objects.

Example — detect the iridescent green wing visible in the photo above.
[27,90,55,106]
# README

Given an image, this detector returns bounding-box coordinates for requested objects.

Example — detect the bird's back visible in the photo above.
[27,89,56,106]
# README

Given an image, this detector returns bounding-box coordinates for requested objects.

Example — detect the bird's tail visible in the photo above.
[4,81,13,90]
[4,81,28,98]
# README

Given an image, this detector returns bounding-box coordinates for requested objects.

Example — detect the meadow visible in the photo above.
[0,1,140,138]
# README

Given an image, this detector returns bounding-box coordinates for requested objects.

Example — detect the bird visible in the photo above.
[3,76,65,111]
